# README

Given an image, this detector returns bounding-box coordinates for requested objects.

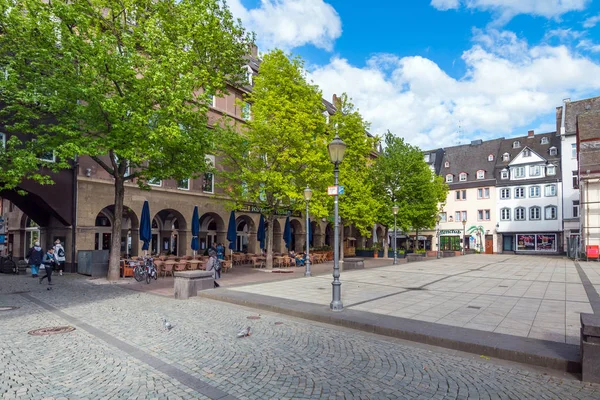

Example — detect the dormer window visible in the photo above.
[513,141,521,148]
[503,153,510,162]
[549,147,557,156]
[541,137,549,144]
[459,172,467,182]
[446,174,453,183]
[477,170,485,180]
[547,165,556,175]
[523,149,531,157]
[488,154,494,162]
[501,169,509,179]
[444,161,450,168]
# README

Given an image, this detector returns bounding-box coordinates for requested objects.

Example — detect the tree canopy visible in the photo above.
[0,0,253,279]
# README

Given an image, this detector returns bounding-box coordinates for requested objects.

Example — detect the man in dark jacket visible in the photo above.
[40,247,56,286]
[26,241,43,278]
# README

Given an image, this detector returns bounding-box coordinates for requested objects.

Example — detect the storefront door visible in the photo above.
[502,235,513,252]
[485,235,493,254]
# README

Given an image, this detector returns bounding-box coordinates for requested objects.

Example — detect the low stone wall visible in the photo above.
[174,270,214,300]
[343,258,364,271]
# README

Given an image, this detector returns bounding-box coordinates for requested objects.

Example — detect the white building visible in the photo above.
[495,131,563,253]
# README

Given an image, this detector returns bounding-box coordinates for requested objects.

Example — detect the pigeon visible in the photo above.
[236,327,251,338]
[163,318,173,331]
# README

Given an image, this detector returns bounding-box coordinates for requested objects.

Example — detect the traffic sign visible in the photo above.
[338,186,345,195]
[327,186,338,196]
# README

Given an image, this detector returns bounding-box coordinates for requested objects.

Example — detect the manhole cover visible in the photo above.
[467,306,481,310]
[274,322,284,325]
[28,326,75,336]
[0,306,19,311]
[246,316,261,320]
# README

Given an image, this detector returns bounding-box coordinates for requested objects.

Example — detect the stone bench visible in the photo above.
[406,254,425,263]
[581,313,600,383]
[343,258,364,271]
[173,270,214,300]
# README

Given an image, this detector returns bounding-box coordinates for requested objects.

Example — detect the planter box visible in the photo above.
[426,251,437,257]
[442,251,455,257]
[407,254,426,263]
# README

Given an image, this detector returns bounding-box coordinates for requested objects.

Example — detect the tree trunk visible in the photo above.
[265,214,274,269]
[383,227,389,258]
[107,177,125,281]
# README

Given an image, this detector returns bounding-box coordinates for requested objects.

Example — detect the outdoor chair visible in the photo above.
[161,262,174,278]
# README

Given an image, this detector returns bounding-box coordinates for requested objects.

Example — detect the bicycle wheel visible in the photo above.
[133,265,144,282]
[152,264,158,280]
[146,269,151,284]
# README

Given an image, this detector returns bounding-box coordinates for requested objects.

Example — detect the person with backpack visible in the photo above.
[53,239,66,276]
[26,241,43,278]
[40,247,56,286]
[206,249,221,288]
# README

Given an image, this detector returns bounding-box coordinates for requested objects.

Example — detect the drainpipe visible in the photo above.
[71,155,78,273]
[559,98,569,255]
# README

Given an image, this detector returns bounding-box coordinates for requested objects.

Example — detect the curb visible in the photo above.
[199,289,581,373]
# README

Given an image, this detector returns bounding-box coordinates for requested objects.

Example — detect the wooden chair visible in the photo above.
[251,257,264,269]
[161,261,175,278]
[221,260,232,273]
[174,261,187,272]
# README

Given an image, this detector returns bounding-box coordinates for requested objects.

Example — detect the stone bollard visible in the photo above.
[581,313,600,383]
[173,270,214,300]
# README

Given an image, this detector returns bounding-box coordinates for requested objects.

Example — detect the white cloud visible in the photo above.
[228,0,342,51]
[543,28,585,41]
[310,29,600,148]
[432,0,589,22]
[577,39,600,52]
[430,0,460,11]
[583,14,600,28]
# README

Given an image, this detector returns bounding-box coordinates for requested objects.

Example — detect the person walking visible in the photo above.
[26,241,43,278]
[205,249,221,288]
[53,239,66,276]
[216,243,225,260]
[40,247,56,286]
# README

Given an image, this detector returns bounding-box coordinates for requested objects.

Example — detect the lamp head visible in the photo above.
[303,186,313,201]
[328,134,347,164]
[462,219,466,226]
[392,205,399,215]
[436,214,441,223]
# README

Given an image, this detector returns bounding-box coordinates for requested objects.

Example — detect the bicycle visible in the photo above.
[0,252,17,274]
[133,256,157,284]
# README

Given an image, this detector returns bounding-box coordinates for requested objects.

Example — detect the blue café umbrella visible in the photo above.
[257,215,266,250]
[227,211,237,251]
[283,216,292,250]
[191,206,200,255]
[139,201,152,254]
[308,218,313,246]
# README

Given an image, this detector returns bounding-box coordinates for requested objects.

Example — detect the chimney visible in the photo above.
[332,94,338,104]
[528,130,534,138]
[249,43,258,58]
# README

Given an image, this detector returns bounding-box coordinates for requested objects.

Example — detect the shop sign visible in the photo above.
[440,229,462,235]
[237,205,301,218]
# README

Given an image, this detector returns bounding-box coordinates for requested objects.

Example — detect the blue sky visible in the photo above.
[229,0,600,148]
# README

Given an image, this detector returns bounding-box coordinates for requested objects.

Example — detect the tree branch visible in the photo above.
[91,155,115,176]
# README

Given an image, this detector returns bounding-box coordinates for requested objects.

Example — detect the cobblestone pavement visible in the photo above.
[1,274,600,399]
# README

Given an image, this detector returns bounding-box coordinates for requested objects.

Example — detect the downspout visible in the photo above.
[559,99,569,254]
[71,155,78,273]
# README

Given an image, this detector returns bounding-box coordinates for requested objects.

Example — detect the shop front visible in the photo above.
[439,229,469,251]
[502,233,560,253]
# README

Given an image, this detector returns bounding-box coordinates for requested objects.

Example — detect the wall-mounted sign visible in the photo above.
[440,229,462,235]
[327,186,338,196]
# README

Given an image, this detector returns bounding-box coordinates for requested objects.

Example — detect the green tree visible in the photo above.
[0,0,253,280]
[373,132,448,250]
[329,94,380,254]
[216,49,330,269]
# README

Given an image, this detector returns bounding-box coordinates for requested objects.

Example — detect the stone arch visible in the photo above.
[92,205,139,256]
[271,218,283,253]
[153,209,187,256]
[290,218,303,252]
[325,222,333,247]
[199,212,226,251]
[310,220,323,248]
[235,214,257,253]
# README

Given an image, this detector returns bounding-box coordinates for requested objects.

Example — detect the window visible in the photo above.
[514,167,525,178]
[544,184,556,197]
[573,200,580,218]
[478,210,490,221]
[212,95,217,108]
[461,190,466,200]
[0,132,5,149]
[545,206,557,220]
[488,154,494,162]
[549,147,557,156]
[439,213,447,222]
[203,155,215,193]
[455,190,466,200]
[502,153,510,162]
[477,188,490,199]
[513,141,521,148]
[177,178,190,190]
[455,211,461,221]
[446,174,453,183]
[573,171,579,189]
[500,208,511,221]
[461,211,467,221]
[515,207,526,221]
[514,187,525,198]
[529,206,541,220]
[459,172,467,182]
[529,186,540,198]
[547,165,556,176]
[500,188,511,199]
[523,149,531,157]
[424,154,430,162]
[148,178,162,187]
[477,170,485,179]
[445,161,450,168]
[541,137,549,144]
[529,165,541,176]
[242,102,251,120]
[501,169,509,179]
[572,143,577,158]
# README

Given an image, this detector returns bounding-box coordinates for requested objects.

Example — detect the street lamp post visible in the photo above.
[436,214,441,259]
[462,218,467,255]
[328,134,346,311]
[303,186,313,277]
[392,206,399,265]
